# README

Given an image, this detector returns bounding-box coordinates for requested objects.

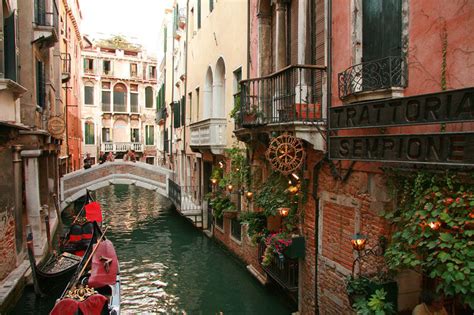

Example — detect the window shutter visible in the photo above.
[197,0,201,29]
[173,102,181,128]
[4,12,17,81]
[181,96,186,126]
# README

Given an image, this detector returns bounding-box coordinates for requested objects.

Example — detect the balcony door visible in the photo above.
[362,0,402,89]
[113,120,128,143]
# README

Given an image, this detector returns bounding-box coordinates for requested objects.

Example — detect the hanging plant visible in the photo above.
[239,211,268,244]
[254,172,293,217]
[383,170,474,308]
[209,195,235,219]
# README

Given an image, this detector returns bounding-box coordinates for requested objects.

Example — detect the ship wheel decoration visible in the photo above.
[266,134,305,175]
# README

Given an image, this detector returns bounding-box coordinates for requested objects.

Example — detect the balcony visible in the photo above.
[101,142,144,153]
[237,65,326,150]
[189,118,227,154]
[258,240,299,292]
[60,53,71,83]
[156,107,167,125]
[33,0,58,47]
[338,56,407,101]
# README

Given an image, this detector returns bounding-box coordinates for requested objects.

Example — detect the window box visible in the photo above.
[283,236,305,259]
[223,210,238,219]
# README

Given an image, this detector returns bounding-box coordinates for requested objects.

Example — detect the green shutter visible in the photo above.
[85,123,95,145]
[197,0,201,28]
[164,27,167,53]
[181,96,186,126]
[173,102,181,128]
[4,12,17,81]
[209,0,214,12]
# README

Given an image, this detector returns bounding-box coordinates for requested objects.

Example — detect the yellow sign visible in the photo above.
[47,116,65,138]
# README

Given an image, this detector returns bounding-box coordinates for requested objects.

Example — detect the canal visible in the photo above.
[11,184,295,314]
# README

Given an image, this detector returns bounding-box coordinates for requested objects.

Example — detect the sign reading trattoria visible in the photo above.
[329,133,474,165]
[329,88,474,129]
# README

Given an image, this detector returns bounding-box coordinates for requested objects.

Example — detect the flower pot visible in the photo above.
[223,210,238,219]
[295,103,321,120]
[283,236,305,259]
[267,215,282,232]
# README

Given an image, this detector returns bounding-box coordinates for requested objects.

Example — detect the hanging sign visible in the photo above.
[47,116,65,138]
[329,132,474,166]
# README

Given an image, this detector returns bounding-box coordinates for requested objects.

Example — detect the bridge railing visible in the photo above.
[101,142,144,152]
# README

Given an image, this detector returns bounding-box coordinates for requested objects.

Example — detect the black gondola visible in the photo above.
[50,222,121,315]
[26,190,100,295]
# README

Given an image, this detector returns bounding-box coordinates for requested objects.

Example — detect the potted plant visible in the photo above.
[209,195,236,219]
[346,274,398,311]
[261,232,293,267]
[352,288,396,315]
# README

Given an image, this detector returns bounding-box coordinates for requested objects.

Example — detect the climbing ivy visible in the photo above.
[383,171,474,307]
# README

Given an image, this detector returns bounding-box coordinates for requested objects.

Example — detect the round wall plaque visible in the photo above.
[47,116,65,138]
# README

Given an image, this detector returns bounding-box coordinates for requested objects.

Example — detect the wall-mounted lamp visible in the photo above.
[210,178,218,186]
[227,184,234,193]
[288,185,299,195]
[245,191,254,200]
[218,161,225,169]
[351,234,387,277]
[278,207,290,217]
[351,233,367,251]
[428,221,441,231]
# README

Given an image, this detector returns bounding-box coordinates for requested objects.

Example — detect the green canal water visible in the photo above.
[11,184,295,314]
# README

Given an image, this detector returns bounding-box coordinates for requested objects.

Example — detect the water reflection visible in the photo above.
[11,184,294,314]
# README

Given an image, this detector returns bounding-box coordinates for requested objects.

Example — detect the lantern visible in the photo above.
[210,178,218,186]
[227,184,233,193]
[278,207,290,217]
[351,233,367,251]
[245,191,254,200]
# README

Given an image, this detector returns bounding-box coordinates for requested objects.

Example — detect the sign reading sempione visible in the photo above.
[329,88,474,129]
[329,133,474,165]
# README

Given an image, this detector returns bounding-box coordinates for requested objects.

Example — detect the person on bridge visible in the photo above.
[124,149,136,162]
[98,151,107,164]
[83,153,92,169]
[106,152,115,162]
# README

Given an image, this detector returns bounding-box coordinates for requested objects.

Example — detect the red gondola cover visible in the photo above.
[85,201,102,223]
[88,240,118,288]
[50,294,108,315]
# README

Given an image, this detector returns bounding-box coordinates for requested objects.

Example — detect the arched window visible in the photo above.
[84,121,95,144]
[145,87,153,108]
[113,83,127,112]
[214,58,225,118]
[204,67,213,119]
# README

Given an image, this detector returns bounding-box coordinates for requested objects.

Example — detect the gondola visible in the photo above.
[26,190,101,295]
[50,221,121,315]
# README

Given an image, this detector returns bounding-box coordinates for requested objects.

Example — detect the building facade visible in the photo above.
[80,36,158,165]
[59,0,83,174]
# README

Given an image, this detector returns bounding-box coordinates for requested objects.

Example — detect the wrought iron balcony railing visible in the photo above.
[237,65,325,129]
[258,240,299,291]
[338,56,407,99]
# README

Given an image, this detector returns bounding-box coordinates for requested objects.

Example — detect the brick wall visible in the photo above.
[213,218,264,275]
[0,143,18,281]
[316,162,390,314]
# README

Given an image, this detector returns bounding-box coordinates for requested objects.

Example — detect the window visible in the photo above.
[84,58,94,73]
[36,60,45,107]
[195,88,200,122]
[4,12,18,81]
[130,84,138,112]
[145,125,154,145]
[113,83,127,112]
[85,122,95,145]
[102,82,111,112]
[173,101,181,128]
[145,87,153,108]
[149,66,156,80]
[181,96,186,126]
[233,67,242,93]
[102,128,111,142]
[209,0,214,12]
[146,157,155,165]
[215,216,223,229]
[163,27,167,53]
[164,128,169,153]
[188,92,193,123]
[131,128,139,142]
[130,63,138,77]
[103,60,112,75]
[197,0,201,29]
[84,84,94,105]
[230,218,241,241]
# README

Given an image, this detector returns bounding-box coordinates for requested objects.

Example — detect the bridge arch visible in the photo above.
[60,161,172,210]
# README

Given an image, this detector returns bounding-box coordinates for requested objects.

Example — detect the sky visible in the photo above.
[80,0,173,58]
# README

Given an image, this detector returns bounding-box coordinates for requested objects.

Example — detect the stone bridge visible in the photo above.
[60,161,172,209]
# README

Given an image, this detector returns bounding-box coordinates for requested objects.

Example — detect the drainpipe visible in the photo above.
[326,0,332,152]
[170,7,175,172]
[312,157,324,315]
[184,0,189,185]
[12,145,23,254]
[247,0,250,79]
